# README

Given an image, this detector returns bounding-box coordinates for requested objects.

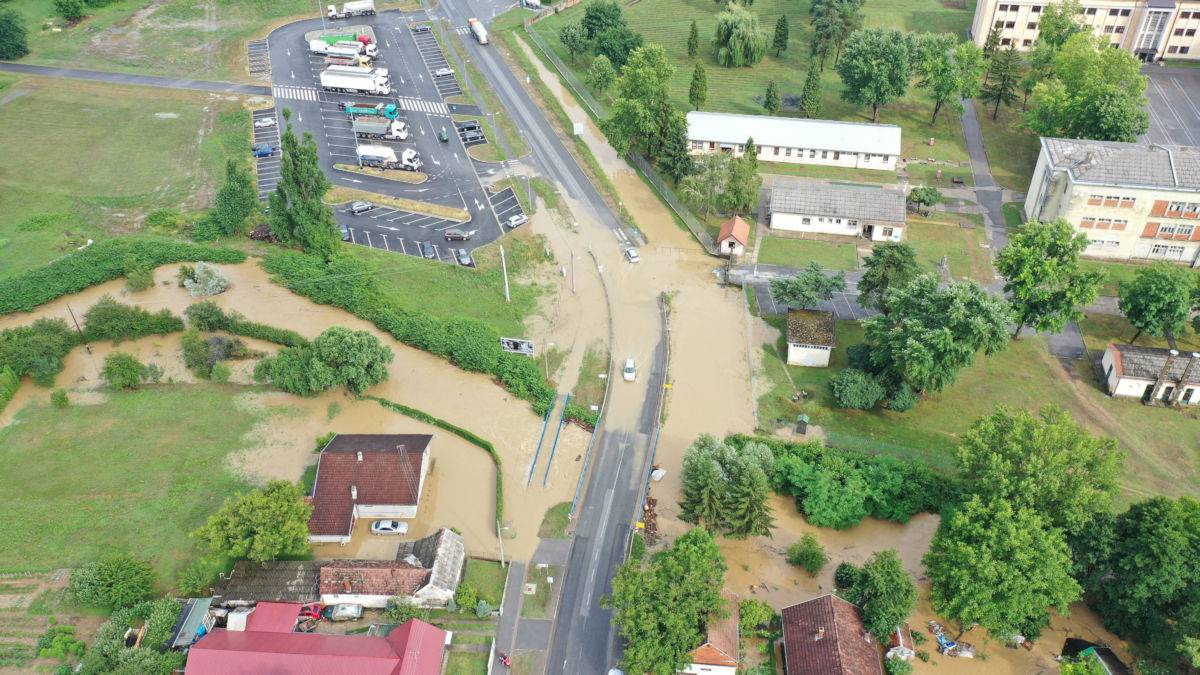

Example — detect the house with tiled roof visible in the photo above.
[717,216,750,258]
[768,180,906,242]
[786,309,836,368]
[682,591,739,675]
[319,529,465,608]
[1102,343,1200,405]
[308,434,433,544]
[781,595,883,675]
[1025,138,1200,265]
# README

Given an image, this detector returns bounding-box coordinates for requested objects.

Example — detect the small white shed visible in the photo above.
[786,309,836,368]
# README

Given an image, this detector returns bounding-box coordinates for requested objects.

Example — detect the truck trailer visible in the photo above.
[309,41,363,59]
[352,117,409,140]
[332,40,378,57]
[356,145,422,171]
[328,0,376,19]
[467,18,488,45]
[339,101,399,119]
[325,54,371,67]
[319,66,391,96]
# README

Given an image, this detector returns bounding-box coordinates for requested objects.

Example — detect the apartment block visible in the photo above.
[970,0,1200,60]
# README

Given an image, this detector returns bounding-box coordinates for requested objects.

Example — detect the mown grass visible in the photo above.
[0,385,265,582]
[759,161,898,184]
[1077,313,1200,354]
[463,559,507,607]
[1078,259,1200,297]
[1002,201,1024,227]
[906,212,992,282]
[757,236,858,270]
[976,102,1041,192]
[520,564,561,619]
[445,651,490,675]
[537,501,571,539]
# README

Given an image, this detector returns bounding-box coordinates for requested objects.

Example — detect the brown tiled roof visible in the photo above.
[319,560,431,597]
[691,590,740,667]
[308,434,432,537]
[718,216,750,247]
[786,310,836,347]
[781,595,883,675]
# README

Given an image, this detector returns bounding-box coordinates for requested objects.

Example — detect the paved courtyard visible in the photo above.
[1143,67,1200,146]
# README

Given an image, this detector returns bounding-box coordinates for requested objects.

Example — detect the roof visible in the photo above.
[184,619,446,675]
[396,528,466,595]
[319,560,431,598]
[309,434,432,537]
[1040,137,1200,192]
[244,602,300,633]
[781,594,883,675]
[170,598,212,649]
[717,216,751,247]
[1107,343,1200,384]
[690,591,739,668]
[770,181,907,224]
[1061,638,1130,675]
[214,561,321,603]
[687,111,901,156]
[787,310,836,347]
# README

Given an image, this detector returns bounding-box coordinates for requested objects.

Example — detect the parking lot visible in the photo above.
[748,277,875,321]
[409,27,464,98]
[1143,67,1200,146]
[455,119,487,148]
[252,108,281,199]
[340,203,472,264]
[489,186,524,227]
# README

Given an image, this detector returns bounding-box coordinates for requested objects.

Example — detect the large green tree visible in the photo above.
[602,44,674,158]
[1117,263,1197,347]
[770,261,846,310]
[772,14,789,56]
[865,275,1011,393]
[594,25,643,70]
[586,54,617,94]
[269,123,340,260]
[763,80,780,115]
[657,110,693,183]
[606,528,727,674]
[193,481,313,562]
[840,550,918,640]
[687,19,699,58]
[980,45,1020,120]
[680,435,775,538]
[209,159,258,238]
[54,0,85,22]
[799,62,822,118]
[254,326,393,396]
[996,219,1104,337]
[915,34,985,125]
[712,3,767,67]
[924,495,1081,639]
[558,22,589,62]
[0,8,30,60]
[836,28,911,122]
[679,154,729,217]
[580,0,624,39]
[688,62,707,110]
[857,242,920,315]
[720,141,761,215]
[1036,0,1084,50]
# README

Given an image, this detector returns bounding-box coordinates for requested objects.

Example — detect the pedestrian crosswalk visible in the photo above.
[272,85,319,101]
[454,26,469,35]
[396,96,450,116]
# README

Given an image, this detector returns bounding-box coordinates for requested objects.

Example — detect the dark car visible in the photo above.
[461,130,485,143]
[444,228,476,241]
[252,143,276,157]
[419,241,436,259]
[411,23,431,32]
[456,248,473,266]
[457,121,481,133]
[438,126,450,143]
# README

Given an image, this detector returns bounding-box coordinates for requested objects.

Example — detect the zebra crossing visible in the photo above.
[272,85,320,101]
[396,96,449,116]
[453,26,469,35]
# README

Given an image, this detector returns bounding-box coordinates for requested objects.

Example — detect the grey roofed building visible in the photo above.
[769,181,907,224]
[786,310,836,348]
[1039,138,1200,192]
[1110,343,1200,384]
[213,561,322,604]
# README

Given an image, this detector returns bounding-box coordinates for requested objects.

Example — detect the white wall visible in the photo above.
[787,343,832,367]
[869,225,904,242]
[772,212,863,237]
[689,142,897,171]
[681,663,737,675]
[354,504,419,519]
[719,239,745,257]
[321,593,391,609]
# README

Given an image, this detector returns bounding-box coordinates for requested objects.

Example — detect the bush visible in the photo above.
[256,327,391,396]
[629,532,646,561]
[383,597,427,623]
[69,554,154,610]
[563,401,599,430]
[0,8,30,60]
[0,366,21,413]
[37,624,85,662]
[183,262,230,297]
[176,555,228,597]
[184,301,229,330]
[454,582,478,610]
[211,362,231,383]
[834,562,863,595]
[184,302,309,347]
[787,534,827,577]
[51,389,68,408]
[475,599,494,618]
[0,238,246,315]
[78,602,185,675]
[54,0,85,22]
[739,598,776,637]
[885,384,918,412]
[82,297,183,343]
[885,657,914,675]
[123,254,154,292]
[101,352,147,390]
[0,319,80,385]
[143,598,183,649]
[830,368,885,410]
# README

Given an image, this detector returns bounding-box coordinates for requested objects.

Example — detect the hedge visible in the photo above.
[0,319,81,386]
[185,302,310,348]
[563,401,599,430]
[0,238,246,314]
[0,366,18,414]
[82,297,184,343]
[367,395,504,525]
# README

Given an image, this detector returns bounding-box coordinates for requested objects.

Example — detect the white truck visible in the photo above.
[308,40,365,59]
[357,145,423,171]
[467,18,488,45]
[332,39,378,58]
[325,53,371,67]
[319,66,391,96]
[327,0,376,19]
[352,117,409,140]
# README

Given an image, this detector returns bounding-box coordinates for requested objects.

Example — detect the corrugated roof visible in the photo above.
[309,434,432,537]
[1109,343,1200,384]
[214,561,321,603]
[781,595,883,675]
[244,602,301,633]
[787,310,836,347]
[687,111,901,156]
[770,180,906,223]
[1041,137,1200,192]
[170,598,212,649]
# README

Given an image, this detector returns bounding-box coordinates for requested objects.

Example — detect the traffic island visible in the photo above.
[333,163,428,184]
[325,186,471,222]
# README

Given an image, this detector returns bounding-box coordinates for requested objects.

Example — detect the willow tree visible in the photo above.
[712,3,767,68]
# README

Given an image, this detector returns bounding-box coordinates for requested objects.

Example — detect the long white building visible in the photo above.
[686,111,902,172]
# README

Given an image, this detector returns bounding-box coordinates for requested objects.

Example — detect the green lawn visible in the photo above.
[1002,201,1024,227]
[759,161,898,184]
[569,343,609,412]
[976,102,1041,193]
[445,651,490,675]
[0,385,266,581]
[757,236,858,270]
[906,161,975,188]
[906,212,993,282]
[531,0,973,163]
[1078,259,1200,297]
[537,502,571,539]
[1077,313,1200,354]
[520,564,561,619]
[0,80,248,280]
[463,559,507,607]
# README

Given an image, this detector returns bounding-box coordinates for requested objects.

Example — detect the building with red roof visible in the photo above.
[717,216,751,258]
[781,594,883,675]
[683,590,740,675]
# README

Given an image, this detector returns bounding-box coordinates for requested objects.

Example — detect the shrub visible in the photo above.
[475,599,494,618]
[184,302,308,347]
[885,384,918,412]
[313,430,336,453]
[143,598,183,649]
[787,534,827,577]
[183,262,230,297]
[454,582,478,610]
[51,389,68,408]
[37,624,85,662]
[82,297,183,343]
[0,319,80,385]
[564,401,599,430]
[383,597,427,623]
[885,657,914,675]
[211,362,231,383]
[256,327,391,396]
[177,264,196,287]
[629,532,646,561]
[1,365,22,411]
[830,368,885,410]
[101,352,147,390]
[846,343,874,372]
[123,254,154,292]
[834,562,863,595]
[739,599,776,637]
[0,8,30,61]
[185,301,230,331]
[446,318,502,373]
[176,555,228,597]
[78,602,185,674]
[69,554,154,610]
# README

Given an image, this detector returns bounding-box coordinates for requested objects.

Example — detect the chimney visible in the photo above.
[343,578,352,593]
[356,451,363,462]
[815,627,825,641]
[350,485,358,500]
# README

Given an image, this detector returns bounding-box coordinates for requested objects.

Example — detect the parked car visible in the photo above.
[461,129,485,143]
[504,213,528,229]
[433,67,454,77]
[444,228,476,241]
[624,247,640,263]
[411,23,431,32]
[420,241,436,259]
[349,201,375,215]
[322,604,364,622]
[253,117,277,128]
[251,143,276,157]
[456,248,473,266]
[371,519,409,535]
[457,121,481,132]
[341,226,351,242]
[622,358,637,382]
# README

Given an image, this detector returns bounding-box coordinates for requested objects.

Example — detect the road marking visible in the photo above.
[272,85,319,101]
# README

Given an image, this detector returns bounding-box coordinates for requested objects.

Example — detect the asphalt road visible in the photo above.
[0,62,272,95]
[1143,67,1200,146]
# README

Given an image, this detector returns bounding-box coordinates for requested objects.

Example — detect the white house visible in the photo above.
[686,111,901,171]
[1102,343,1200,404]
[682,591,739,675]
[717,215,750,257]
[769,180,906,242]
[786,310,836,368]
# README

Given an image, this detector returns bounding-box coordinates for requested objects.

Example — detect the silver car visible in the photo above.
[505,213,528,229]
[371,519,408,535]
[433,67,455,77]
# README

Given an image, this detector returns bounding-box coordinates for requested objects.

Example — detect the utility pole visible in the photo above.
[500,245,511,303]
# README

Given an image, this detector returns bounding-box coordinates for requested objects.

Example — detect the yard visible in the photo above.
[759,161,898,184]
[1077,313,1200,354]
[520,564,561,619]
[0,79,249,280]
[462,559,507,607]
[0,385,268,582]
[1078,259,1200,297]
[757,236,859,270]
[976,101,1041,193]
[906,212,993,282]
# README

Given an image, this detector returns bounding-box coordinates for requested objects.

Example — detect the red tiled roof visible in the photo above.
[244,602,301,633]
[781,595,883,675]
[690,590,740,667]
[718,216,750,247]
[319,560,431,597]
[185,619,446,675]
[308,434,432,537]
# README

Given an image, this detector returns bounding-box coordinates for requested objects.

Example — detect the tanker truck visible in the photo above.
[356,145,422,171]
[467,18,488,45]
[352,117,409,141]
[319,65,390,95]
[328,0,376,19]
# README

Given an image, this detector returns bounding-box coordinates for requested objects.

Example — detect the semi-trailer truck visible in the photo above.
[338,101,399,119]
[309,38,377,58]
[332,40,378,57]
[328,0,375,19]
[325,54,371,67]
[357,145,422,170]
[467,18,488,45]
[319,66,391,95]
[352,117,409,140]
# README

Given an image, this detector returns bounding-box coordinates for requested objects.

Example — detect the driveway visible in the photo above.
[1143,67,1200,146]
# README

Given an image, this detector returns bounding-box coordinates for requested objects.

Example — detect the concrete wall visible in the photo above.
[689,141,897,171]
[771,212,864,237]
[787,343,832,367]
[681,664,737,675]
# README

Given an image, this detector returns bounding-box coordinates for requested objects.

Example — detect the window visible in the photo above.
[1120,8,1130,16]
[1184,388,1196,404]
[1031,5,1042,13]
[1159,224,1178,235]
[809,150,817,158]
[1084,7,1096,15]
[1028,22,1038,29]
[995,19,1005,28]
[1169,201,1187,212]
[1187,29,1197,37]
[1005,21,1016,28]
[1087,194,1104,205]
[1112,220,1128,231]
[1169,45,1180,54]
[1115,25,1125,33]
[834,218,843,225]
[882,155,890,163]
[1088,239,1120,250]
[821,151,829,159]
[1104,195,1120,207]
[1001,37,1012,45]
[1104,25,1115,33]
[1080,218,1095,228]
[882,227,894,237]
[1023,39,1033,46]
[848,219,859,228]
[1186,202,1200,212]
[997,3,1009,10]
[1179,225,1196,238]
[1120,197,1136,208]
[1183,47,1192,54]
[833,152,841,160]
[785,148,792,157]
[1181,11,1193,19]
[1175,28,1186,36]
[801,217,811,225]
[773,147,780,156]
[1151,244,1187,258]
[1109,8,1120,15]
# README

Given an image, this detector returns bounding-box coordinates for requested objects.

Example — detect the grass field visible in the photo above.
[759,161,898,184]
[0,79,249,280]
[569,343,610,412]
[0,385,266,581]
[445,651,489,675]
[906,212,993,282]
[463,559,507,607]
[520,564,561,619]
[538,502,571,539]
[757,236,858,270]
[1078,259,1200,297]
[1077,313,1200,354]
[976,102,1041,192]
[1002,201,1024,227]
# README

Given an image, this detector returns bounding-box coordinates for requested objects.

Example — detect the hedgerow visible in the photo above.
[82,297,184,343]
[0,366,19,414]
[185,302,309,348]
[0,238,246,314]
[0,319,81,386]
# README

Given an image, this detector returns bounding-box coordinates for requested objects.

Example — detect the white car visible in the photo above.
[622,358,636,382]
[254,117,277,128]
[505,213,528,229]
[433,67,455,77]
[624,247,640,263]
[370,520,408,535]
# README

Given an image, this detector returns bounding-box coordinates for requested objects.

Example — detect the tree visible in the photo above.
[770,261,847,310]
[687,19,699,58]
[712,3,767,67]
[998,219,1105,337]
[269,124,340,260]
[906,185,941,209]
[558,22,589,62]
[799,62,822,118]
[980,46,1020,120]
[602,44,673,157]
[915,34,985,124]
[957,406,1123,533]
[857,242,920,314]
[0,9,30,60]
[606,528,727,674]
[924,495,1081,639]
[102,352,148,390]
[763,80,780,115]
[720,144,760,215]
[679,435,774,538]
[864,275,1011,393]
[1060,657,1108,675]
[982,25,1001,57]
[836,28,911,122]
[739,599,775,637]
[679,154,729,217]
[830,368,885,409]
[772,14,789,56]
[844,550,918,640]
[193,481,312,562]
[586,54,617,94]
[594,25,643,70]
[209,159,257,237]
[311,326,393,393]
[70,554,154,610]
[688,62,707,110]
[1118,263,1197,347]
[787,534,827,576]
[580,0,624,39]
[54,0,85,22]
[810,11,839,71]
[657,110,694,183]
[1036,0,1084,50]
